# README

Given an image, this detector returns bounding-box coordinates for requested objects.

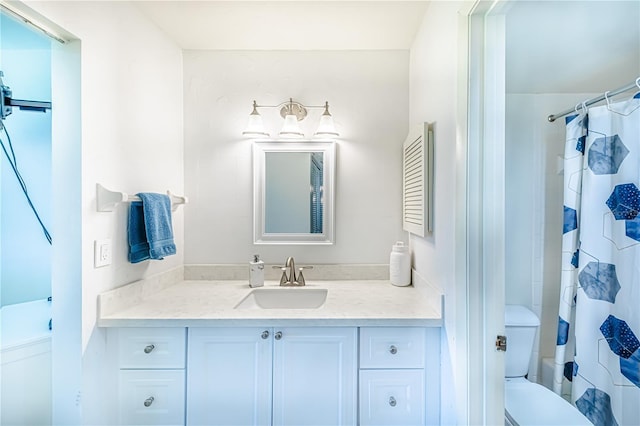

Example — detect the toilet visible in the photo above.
[504,305,591,426]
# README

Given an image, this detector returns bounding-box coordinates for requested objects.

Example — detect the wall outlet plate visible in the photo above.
[94,239,112,268]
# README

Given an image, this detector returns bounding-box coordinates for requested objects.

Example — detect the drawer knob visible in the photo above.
[389,396,397,407]
[261,330,270,339]
[144,396,155,407]
[144,344,155,354]
[389,345,398,355]
[275,331,283,340]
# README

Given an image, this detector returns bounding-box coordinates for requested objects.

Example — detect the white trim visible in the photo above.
[50,38,82,425]
[455,4,472,424]
[465,1,508,424]
[483,10,507,424]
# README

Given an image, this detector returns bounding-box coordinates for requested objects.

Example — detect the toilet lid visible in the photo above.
[505,379,591,426]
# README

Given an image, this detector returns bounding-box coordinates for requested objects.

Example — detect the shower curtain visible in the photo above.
[555,93,640,426]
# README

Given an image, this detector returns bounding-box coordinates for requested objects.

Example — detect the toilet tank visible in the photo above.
[505,305,540,378]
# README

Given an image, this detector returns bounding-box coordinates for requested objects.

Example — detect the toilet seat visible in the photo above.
[505,378,591,425]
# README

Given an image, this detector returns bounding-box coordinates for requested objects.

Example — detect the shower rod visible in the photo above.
[547,77,640,122]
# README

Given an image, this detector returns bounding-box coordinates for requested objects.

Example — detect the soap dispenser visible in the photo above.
[249,254,265,288]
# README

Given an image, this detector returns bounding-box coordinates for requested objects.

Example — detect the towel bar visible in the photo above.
[96,183,188,212]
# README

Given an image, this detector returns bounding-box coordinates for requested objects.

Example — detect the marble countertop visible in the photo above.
[98,278,443,328]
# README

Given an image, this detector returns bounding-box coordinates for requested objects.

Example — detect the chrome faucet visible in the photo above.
[274,257,312,286]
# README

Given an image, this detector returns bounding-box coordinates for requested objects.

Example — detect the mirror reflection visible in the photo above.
[264,152,324,234]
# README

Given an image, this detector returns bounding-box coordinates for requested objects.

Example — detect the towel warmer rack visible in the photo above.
[96,183,188,212]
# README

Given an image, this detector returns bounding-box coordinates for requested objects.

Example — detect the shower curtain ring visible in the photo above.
[604,91,612,109]
[636,77,640,89]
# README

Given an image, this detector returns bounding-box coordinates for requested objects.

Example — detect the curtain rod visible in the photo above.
[547,77,640,122]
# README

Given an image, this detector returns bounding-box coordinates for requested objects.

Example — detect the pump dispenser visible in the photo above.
[249,254,265,288]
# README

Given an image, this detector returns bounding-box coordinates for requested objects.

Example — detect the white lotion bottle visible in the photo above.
[249,254,265,288]
[389,241,411,286]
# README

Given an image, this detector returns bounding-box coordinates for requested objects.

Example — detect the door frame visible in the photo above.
[462,1,510,424]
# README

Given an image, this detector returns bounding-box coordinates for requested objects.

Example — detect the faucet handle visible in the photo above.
[271,266,290,285]
[297,269,306,286]
[279,269,289,286]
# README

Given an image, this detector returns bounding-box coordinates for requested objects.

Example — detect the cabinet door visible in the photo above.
[119,369,185,426]
[186,328,272,426]
[359,369,425,426]
[272,327,357,426]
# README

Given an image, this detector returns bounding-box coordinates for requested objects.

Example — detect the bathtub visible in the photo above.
[1,299,52,426]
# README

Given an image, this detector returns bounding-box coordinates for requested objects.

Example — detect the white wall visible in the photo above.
[183,50,408,265]
[409,1,465,423]
[22,2,184,424]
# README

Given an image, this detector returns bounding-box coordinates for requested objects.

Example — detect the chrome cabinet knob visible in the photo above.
[144,396,154,407]
[144,344,155,354]
[275,331,283,340]
[389,396,397,407]
[261,330,270,339]
[389,345,398,355]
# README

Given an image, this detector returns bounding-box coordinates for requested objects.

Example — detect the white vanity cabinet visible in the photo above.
[111,327,187,426]
[107,325,440,426]
[187,327,357,426]
[359,327,439,426]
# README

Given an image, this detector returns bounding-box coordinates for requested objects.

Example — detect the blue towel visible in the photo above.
[128,201,150,263]
[127,193,176,263]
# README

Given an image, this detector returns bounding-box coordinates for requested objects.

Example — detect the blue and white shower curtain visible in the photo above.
[555,93,640,426]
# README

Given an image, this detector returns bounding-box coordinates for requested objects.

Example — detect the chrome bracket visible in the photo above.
[279,99,307,121]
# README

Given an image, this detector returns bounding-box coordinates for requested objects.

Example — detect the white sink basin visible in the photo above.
[234,288,328,310]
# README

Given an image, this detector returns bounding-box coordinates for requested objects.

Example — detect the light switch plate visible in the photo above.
[94,239,112,268]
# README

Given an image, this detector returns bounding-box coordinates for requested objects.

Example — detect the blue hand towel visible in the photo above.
[127,193,176,263]
[128,201,150,263]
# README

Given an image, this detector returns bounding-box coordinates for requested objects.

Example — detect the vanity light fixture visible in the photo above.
[242,98,339,139]
[242,101,270,137]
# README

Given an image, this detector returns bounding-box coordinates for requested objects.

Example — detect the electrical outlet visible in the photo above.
[94,239,112,268]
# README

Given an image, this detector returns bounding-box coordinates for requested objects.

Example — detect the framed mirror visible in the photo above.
[253,141,335,245]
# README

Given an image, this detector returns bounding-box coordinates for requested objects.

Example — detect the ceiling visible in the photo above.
[134,1,431,50]
[133,0,639,93]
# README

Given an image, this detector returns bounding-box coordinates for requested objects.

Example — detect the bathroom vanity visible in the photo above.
[98,270,442,426]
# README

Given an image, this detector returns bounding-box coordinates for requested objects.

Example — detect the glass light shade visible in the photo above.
[279,114,304,138]
[314,113,339,137]
[242,112,269,137]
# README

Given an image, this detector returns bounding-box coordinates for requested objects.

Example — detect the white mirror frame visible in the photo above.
[253,140,335,245]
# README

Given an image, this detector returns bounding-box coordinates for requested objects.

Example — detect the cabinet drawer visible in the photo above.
[117,328,186,369]
[360,327,425,368]
[359,369,425,426]
[118,369,185,426]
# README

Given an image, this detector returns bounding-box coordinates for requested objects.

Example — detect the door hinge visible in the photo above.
[496,335,507,352]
